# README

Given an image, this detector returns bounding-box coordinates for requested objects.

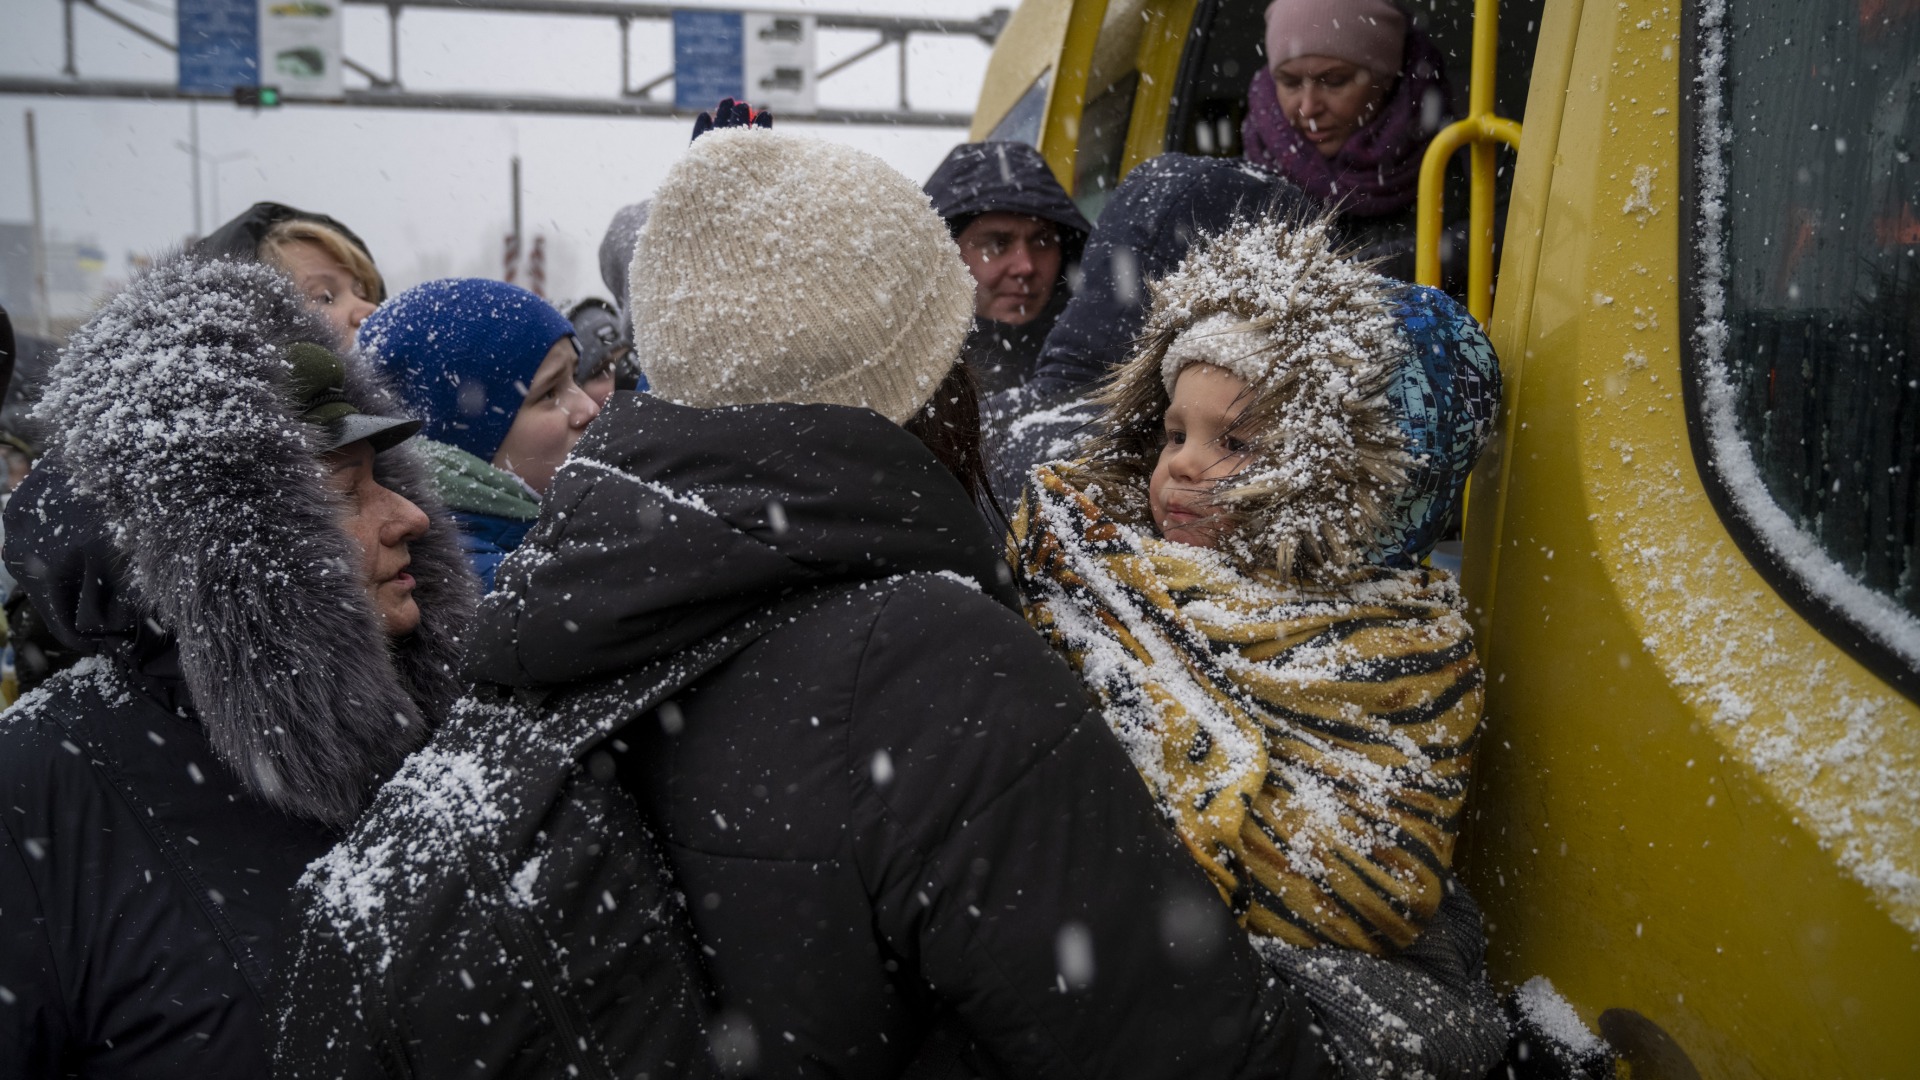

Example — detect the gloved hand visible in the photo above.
[691,98,773,142]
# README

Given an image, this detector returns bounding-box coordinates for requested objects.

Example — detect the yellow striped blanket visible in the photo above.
[1011,461,1485,955]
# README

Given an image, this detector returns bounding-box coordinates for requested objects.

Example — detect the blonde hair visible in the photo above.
[261,218,384,301]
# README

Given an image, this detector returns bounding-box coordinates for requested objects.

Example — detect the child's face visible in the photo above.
[492,337,603,496]
[1149,363,1255,548]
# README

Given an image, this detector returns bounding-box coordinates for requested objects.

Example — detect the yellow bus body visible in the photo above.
[974,2,1920,1075]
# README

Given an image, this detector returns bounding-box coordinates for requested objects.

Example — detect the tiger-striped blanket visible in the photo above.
[1011,460,1485,955]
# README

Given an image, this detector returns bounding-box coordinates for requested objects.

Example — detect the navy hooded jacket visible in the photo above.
[924,143,1092,397]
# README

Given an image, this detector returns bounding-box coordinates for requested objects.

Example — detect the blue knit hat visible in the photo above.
[1375,284,1502,568]
[357,278,577,461]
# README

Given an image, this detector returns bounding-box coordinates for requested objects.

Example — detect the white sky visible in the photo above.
[0,0,1004,305]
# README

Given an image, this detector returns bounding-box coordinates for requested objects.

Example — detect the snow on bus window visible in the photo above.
[1690,0,1920,675]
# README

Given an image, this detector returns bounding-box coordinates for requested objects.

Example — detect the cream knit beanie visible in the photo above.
[630,129,976,425]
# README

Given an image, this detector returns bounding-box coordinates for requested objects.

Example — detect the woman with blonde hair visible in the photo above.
[198,201,386,343]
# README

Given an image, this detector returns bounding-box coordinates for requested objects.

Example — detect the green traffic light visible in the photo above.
[233,85,284,108]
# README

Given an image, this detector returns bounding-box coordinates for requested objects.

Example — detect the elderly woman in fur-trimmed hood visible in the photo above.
[0,257,473,1078]
[1011,214,1509,1079]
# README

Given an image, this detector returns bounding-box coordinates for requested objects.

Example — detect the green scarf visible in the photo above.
[416,438,540,521]
[1012,460,1485,955]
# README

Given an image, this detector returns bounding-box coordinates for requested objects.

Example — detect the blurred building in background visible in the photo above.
[0,222,108,335]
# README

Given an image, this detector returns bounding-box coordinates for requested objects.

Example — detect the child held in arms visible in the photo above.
[359,279,602,588]
[1011,214,1500,960]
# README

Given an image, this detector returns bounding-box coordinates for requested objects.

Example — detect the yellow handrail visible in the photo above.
[1415,0,1522,323]
[1039,0,1115,196]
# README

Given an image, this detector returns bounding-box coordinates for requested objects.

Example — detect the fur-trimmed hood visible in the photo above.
[5,257,475,826]
[1080,215,1501,579]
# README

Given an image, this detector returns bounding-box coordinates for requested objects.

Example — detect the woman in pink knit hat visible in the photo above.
[1243,0,1458,284]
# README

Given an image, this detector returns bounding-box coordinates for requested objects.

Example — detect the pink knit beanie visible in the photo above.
[1263,0,1406,77]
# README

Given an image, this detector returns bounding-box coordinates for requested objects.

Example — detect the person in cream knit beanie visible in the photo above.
[630,128,977,424]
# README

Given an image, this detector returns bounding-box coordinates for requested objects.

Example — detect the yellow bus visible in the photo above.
[970,2,1920,1076]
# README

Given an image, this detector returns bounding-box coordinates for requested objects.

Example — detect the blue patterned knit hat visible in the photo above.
[1375,285,1502,567]
[357,278,577,461]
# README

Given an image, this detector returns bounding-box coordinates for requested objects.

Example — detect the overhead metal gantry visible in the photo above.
[0,0,1008,126]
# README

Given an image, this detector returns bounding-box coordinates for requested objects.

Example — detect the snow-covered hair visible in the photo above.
[1081,215,1413,580]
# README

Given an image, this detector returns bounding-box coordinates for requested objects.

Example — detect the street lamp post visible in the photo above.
[174,110,252,238]
[206,151,253,224]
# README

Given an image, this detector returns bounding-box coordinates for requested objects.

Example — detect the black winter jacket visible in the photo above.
[0,259,472,1078]
[456,393,1335,1079]
[0,471,335,1078]
[923,142,1091,254]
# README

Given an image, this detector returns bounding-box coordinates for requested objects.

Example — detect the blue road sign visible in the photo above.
[674,10,744,112]
[178,0,258,93]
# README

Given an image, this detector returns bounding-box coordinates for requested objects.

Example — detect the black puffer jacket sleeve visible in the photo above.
[846,576,1336,1079]
[0,822,63,1077]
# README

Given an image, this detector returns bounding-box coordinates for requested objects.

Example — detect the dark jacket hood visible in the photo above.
[1031,154,1318,396]
[194,201,386,301]
[8,256,475,825]
[472,392,1016,689]
[924,142,1092,254]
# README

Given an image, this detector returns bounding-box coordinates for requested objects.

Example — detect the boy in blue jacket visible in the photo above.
[359,278,602,588]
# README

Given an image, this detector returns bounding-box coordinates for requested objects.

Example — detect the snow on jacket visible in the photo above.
[290,391,1339,1079]
[0,258,473,1078]
[924,142,1090,397]
[1012,460,1484,954]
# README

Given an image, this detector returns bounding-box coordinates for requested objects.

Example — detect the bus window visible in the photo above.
[1687,0,1920,691]
[1168,0,1265,157]
[1064,0,1149,218]
[987,70,1052,146]
[1074,72,1140,219]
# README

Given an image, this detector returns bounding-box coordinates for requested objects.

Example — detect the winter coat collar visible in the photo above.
[8,257,475,825]
[471,392,1015,689]
[417,437,541,521]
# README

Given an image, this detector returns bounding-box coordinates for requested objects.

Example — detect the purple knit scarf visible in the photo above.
[1241,30,1452,218]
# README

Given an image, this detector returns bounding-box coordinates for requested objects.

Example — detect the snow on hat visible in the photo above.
[631,128,975,425]
[1097,215,1499,577]
[1263,0,1406,78]
[1375,285,1500,565]
[358,277,577,462]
